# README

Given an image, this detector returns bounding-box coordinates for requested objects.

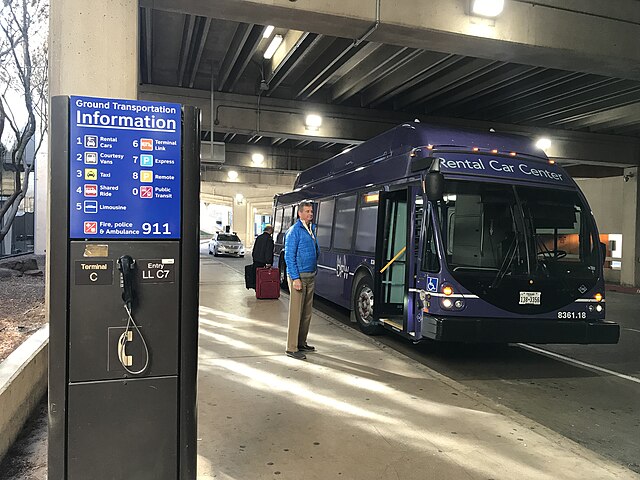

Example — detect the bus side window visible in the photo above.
[281,207,294,243]
[317,199,335,249]
[334,195,357,251]
[423,207,440,272]
[355,193,378,253]
[274,208,284,244]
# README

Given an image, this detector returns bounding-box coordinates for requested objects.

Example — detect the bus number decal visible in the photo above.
[557,311,587,319]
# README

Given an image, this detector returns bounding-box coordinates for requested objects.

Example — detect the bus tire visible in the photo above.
[352,274,383,335]
[279,259,288,289]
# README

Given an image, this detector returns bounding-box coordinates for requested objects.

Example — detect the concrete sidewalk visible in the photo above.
[196,259,638,480]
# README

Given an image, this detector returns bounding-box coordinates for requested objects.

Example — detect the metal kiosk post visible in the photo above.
[48,96,200,479]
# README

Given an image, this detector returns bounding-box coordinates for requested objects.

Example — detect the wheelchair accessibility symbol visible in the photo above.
[427,277,439,293]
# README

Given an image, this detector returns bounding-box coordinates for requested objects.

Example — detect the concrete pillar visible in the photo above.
[232,199,248,247]
[621,167,640,287]
[34,153,48,254]
[46,0,138,283]
[49,0,138,98]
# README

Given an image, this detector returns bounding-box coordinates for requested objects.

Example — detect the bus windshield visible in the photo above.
[436,180,600,312]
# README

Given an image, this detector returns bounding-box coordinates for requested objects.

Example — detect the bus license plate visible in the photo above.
[519,291,541,305]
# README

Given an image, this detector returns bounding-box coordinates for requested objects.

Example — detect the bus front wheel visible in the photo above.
[353,275,383,335]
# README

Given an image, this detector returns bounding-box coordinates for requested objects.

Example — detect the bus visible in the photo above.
[272,122,620,344]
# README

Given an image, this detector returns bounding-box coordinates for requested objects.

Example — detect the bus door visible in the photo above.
[374,187,421,334]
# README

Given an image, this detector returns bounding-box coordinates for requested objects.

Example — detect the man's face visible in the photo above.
[299,206,313,224]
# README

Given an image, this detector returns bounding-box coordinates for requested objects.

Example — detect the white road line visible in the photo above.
[517,343,640,385]
[623,328,640,334]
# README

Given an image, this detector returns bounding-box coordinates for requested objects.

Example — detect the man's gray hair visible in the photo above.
[297,201,313,212]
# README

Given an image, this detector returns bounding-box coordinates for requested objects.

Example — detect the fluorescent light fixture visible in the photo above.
[471,0,504,17]
[263,34,283,60]
[536,138,552,151]
[251,153,265,166]
[227,170,239,180]
[263,25,275,39]
[305,114,322,130]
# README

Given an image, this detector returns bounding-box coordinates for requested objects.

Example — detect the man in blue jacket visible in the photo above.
[284,201,319,360]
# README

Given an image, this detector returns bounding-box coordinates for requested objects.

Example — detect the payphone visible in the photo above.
[48,96,199,479]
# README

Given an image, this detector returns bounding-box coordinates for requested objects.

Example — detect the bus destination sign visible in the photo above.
[439,153,574,186]
[69,96,182,239]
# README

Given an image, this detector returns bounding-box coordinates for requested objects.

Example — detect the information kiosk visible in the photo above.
[48,96,200,479]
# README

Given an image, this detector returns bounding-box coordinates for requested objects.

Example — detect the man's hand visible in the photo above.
[293,279,303,291]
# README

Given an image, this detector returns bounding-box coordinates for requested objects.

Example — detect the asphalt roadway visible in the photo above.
[220,254,640,475]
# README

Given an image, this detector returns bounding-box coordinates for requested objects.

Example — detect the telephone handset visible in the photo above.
[116,255,149,375]
[117,255,136,309]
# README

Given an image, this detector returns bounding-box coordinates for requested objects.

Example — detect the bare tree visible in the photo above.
[0,0,48,243]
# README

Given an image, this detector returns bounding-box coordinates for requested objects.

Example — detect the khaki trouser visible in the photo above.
[286,275,315,352]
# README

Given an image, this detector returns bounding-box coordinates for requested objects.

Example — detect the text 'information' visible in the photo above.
[69,96,182,239]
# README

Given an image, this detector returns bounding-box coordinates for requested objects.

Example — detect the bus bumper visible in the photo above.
[421,316,620,344]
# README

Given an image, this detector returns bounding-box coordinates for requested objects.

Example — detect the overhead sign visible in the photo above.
[69,96,182,239]
[439,153,574,187]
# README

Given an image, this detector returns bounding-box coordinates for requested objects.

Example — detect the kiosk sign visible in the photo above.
[69,96,182,239]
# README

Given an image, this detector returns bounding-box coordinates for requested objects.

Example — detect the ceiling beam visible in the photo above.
[294,37,359,100]
[331,44,412,103]
[561,104,640,130]
[140,0,640,81]
[462,71,581,116]
[393,57,498,110]
[422,64,542,114]
[266,33,322,95]
[138,84,640,167]
[217,23,252,89]
[188,17,212,88]
[359,50,451,107]
[228,24,264,92]
[140,7,153,83]
[177,15,196,87]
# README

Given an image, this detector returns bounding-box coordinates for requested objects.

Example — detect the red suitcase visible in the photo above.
[256,267,280,299]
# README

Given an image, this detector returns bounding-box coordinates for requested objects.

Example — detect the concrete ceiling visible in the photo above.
[138,0,640,175]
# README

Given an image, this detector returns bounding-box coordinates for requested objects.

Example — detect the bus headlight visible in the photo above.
[588,305,595,312]
[596,304,603,313]
[442,298,453,308]
[454,300,464,309]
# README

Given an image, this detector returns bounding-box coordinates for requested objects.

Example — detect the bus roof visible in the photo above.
[275,123,574,206]
[293,122,548,190]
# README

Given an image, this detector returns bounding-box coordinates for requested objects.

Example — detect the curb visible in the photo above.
[0,325,49,463]
[606,283,640,295]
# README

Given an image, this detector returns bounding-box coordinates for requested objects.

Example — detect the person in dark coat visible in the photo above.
[252,225,274,268]
[245,225,274,289]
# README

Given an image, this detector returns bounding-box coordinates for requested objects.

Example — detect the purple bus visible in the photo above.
[273,123,619,344]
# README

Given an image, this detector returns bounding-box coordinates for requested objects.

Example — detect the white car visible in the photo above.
[208,233,245,257]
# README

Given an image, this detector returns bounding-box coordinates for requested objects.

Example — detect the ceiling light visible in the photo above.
[471,0,504,17]
[536,138,552,151]
[305,114,322,130]
[263,34,283,60]
[227,170,239,180]
[263,25,275,39]
[251,153,265,166]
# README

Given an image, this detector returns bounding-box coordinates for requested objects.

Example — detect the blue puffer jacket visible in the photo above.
[284,220,319,280]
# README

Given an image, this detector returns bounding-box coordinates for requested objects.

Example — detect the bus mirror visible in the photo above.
[424,158,445,202]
